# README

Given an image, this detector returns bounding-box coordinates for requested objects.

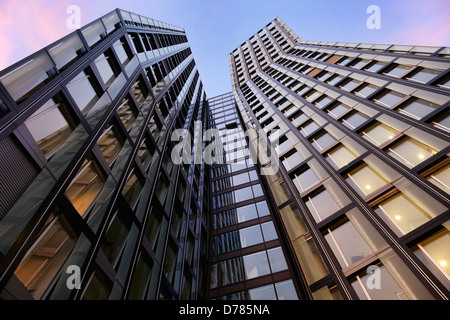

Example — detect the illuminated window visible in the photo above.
[386,137,438,168]
[359,121,400,147]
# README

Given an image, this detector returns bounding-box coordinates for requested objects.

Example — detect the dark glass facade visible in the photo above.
[0,9,209,300]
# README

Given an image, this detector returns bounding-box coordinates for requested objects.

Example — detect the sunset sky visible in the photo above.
[1,0,449,97]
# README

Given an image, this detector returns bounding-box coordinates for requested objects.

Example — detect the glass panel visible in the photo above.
[117,98,136,130]
[325,144,358,169]
[354,83,378,98]
[239,225,263,248]
[243,251,271,279]
[234,186,254,203]
[292,236,329,283]
[66,70,99,114]
[81,20,106,48]
[407,68,441,83]
[248,284,276,300]
[373,90,406,108]
[397,98,439,119]
[275,280,298,300]
[350,264,411,300]
[324,219,373,268]
[312,132,336,151]
[82,271,111,300]
[346,164,390,197]
[65,159,105,216]
[385,64,412,78]
[292,168,319,192]
[101,213,129,264]
[426,163,450,194]
[375,192,437,234]
[25,94,75,158]
[360,122,400,146]
[267,247,288,273]
[306,188,341,222]
[48,33,85,71]
[282,152,304,171]
[94,51,117,87]
[256,201,270,217]
[387,137,438,168]
[312,284,343,300]
[261,222,278,242]
[122,173,143,208]
[97,124,123,165]
[13,215,76,299]
[113,38,132,67]
[327,102,350,119]
[365,61,387,73]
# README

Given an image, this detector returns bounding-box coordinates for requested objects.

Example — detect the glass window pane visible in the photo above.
[117,98,136,130]
[97,124,123,165]
[324,220,373,268]
[232,172,250,186]
[275,280,298,300]
[66,160,105,216]
[25,95,74,158]
[267,247,288,273]
[341,112,370,129]
[256,201,270,217]
[82,271,111,300]
[261,221,278,242]
[66,70,99,114]
[325,144,358,169]
[13,215,76,299]
[292,168,319,192]
[426,163,450,194]
[327,102,350,119]
[306,189,341,222]
[282,151,304,171]
[239,225,263,248]
[360,122,400,146]
[94,51,117,87]
[234,186,254,203]
[387,137,438,168]
[354,83,378,98]
[312,132,336,151]
[373,90,406,108]
[375,192,437,234]
[101,213,129,264]
[122,173,143,208]
[243,251,271,279]
[237,204,258,223]
[248,284,276,300]
[385,64,412,78]
[407,68,441,83]
[398,98,439,119]
[346,164,390,197]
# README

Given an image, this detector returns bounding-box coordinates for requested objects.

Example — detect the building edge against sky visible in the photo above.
[0,8,448,300]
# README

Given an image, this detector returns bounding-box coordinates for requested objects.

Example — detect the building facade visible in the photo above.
[0,8,449,301]
[227,17,450,300]
[0,9,210,300]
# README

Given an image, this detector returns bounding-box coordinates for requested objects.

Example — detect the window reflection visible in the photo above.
[386,137,437,168]
[97,123,124,165]
[360,121,400,146]
[66,68,101,114]
[25,93,76,158]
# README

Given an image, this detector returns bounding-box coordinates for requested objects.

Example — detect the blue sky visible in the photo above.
[1,0,449,97]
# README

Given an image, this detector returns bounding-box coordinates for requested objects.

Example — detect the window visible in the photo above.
[13,213,77,299]
[430,111,450,132]
[267,247,288,273]
[66,68,101,114]
[375,192,437,234]
[101,212,130,264]
[397,98,439,119]
[327,102,350,119]
[66,158,105,216]
[128,253,152,300]
[407,68,441,83]
[311,132,337,151]
[354,83,378,98]
[82,271,111,300]
[325,144,359,169]
[300,120,320,136]
[122,172,143,208]
[373,89,406,108]
[261,222,278,242]
[340,79,361,91]
[383,64,413,78]
[324,219,373,268]
[386,137,438,168]
[239,225,263,248]
[113,37,133,67]
[341,111,370,130]
[236,203,258,223]
[425,163,450,194]
[292,167,320,193]
[117,97,137,130]
[94,49,120,87]
[97,123,123,165]
[305,188,341,222]
[360,122,400,146]
[345,163,390,197]
[25,93,76,158]
[327,74,345,86]
[364,61,387,73]
[281,151,304,171]
[243,251,271,279]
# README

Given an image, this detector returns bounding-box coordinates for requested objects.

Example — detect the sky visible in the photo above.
[0,0,449,97]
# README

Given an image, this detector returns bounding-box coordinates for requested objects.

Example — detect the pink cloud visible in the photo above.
[0,0,74,69]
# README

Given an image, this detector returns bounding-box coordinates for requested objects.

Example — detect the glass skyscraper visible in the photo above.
[0,10,449,301]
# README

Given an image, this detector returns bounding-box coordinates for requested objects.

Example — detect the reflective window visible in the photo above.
[397,98,439,119]
[275,280,298,300]
[128,254,152,300]
[311,132,336,151]
[375,192,437,234]
[406,68,441,83]
[122,172,143,208]
[346,164,390,197]
[101,213,129,264]
[66,158,105,216]
[360,122,400,146]
[306,188,341,222]
[236,204,258,223]
[97,123,123,165]
[327,102,350,119]
[239,225,263,248]
[324,219,373,268]
[425,163,450,194]
[354,83,378,98]
[430,111,450,132]
[292,167,320,193]
[25,94,76,158]
[117,97,137,130]
[66,69,100,114]
[282,151,304,171]
[325,144,358,169]
[82,271,111,300]
[386,137,437,168]
[13,213,76,299]
[234,186,254,203]
[243,251,271,279]
[94,49,120,87]
[248,284,277,300]
[384,64,413,78]
[113,37,133,67]
[364,61,387,73]
[261,221,278,241]
[267,247,288,273]
[341,112,370,130]
[373,90,406,108]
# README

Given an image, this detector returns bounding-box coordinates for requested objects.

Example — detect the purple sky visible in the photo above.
[1,0,449,97]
